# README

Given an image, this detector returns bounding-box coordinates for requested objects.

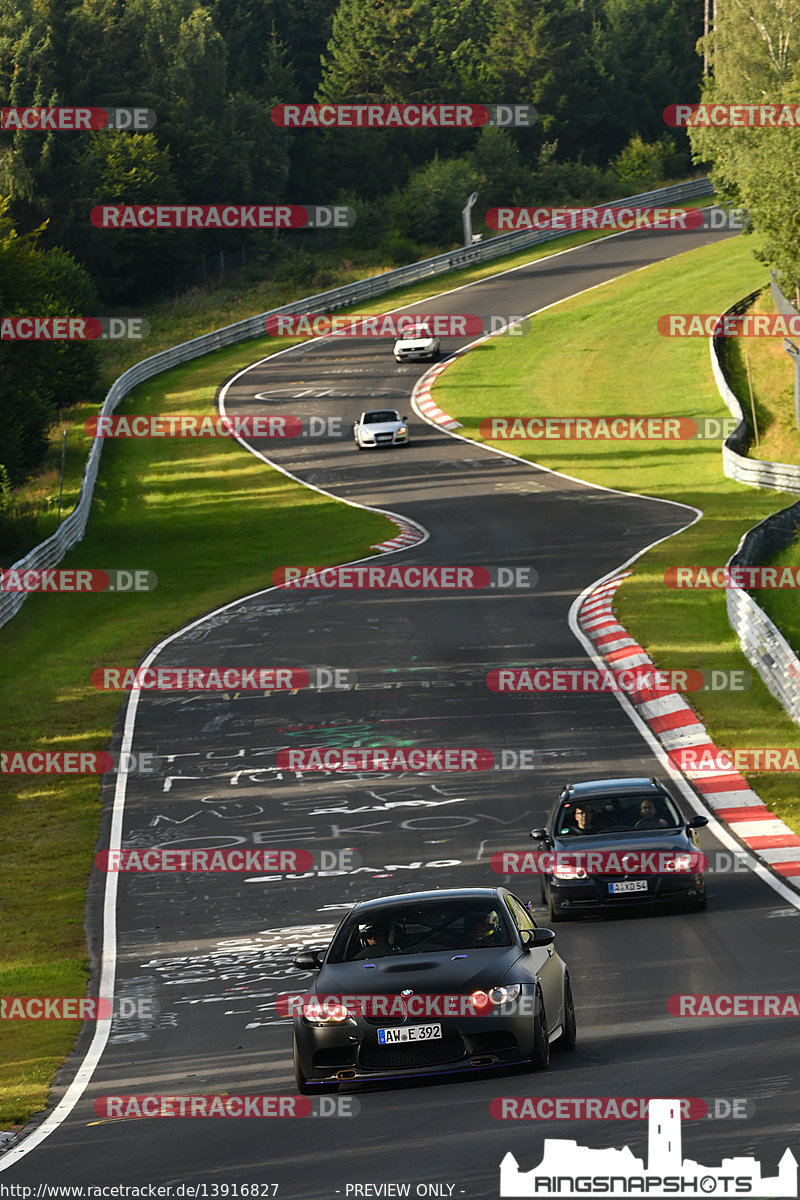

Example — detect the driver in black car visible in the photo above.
[353,922,395,959]
[464,910,502,946]
[636,797,668,828]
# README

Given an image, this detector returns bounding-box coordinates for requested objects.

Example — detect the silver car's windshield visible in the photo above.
[363,411,399,424]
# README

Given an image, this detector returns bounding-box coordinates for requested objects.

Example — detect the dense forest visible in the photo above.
[3,0,785,489]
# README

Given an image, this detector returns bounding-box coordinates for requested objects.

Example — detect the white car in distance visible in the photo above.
[393,324,440,362]
[353,409,410,449]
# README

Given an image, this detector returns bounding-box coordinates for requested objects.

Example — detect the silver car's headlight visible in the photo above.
[397,425,408,435]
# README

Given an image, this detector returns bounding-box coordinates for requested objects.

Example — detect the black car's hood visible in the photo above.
[314,948,524,995]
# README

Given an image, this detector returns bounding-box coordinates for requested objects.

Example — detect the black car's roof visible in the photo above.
[561,777,668,799]
[346,887,506,916]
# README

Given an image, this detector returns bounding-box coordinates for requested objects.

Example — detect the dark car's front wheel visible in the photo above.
[528,986,551,1070]
[547,883,564,924]
[554,972,577,1051]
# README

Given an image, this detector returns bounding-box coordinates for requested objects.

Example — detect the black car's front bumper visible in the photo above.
[548,872,705,916]
[293,1004,537,1085]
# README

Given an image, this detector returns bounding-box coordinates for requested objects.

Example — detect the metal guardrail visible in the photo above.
[713,289,800,494]
[710,278,800,725]
[0,176,713,631]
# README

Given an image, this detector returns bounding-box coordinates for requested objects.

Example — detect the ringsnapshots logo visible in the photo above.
[1,317,149,340]
[89,666,350,691]
[90,205,355,229]
[0,106,156,131]
[94,1095,358,1118]
[273,565,537,590]
[276,747,538,772]
[658,313,800,336]
[478,416,739,440]
[499,1098,797,1197]
[270,103,537,128]
[0,568,156,593]
[665,102,800,127]
[486,667,751,694]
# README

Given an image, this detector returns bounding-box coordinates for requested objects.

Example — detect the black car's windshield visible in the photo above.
[327,901,514,962]
[556,792,683,835]
[363,411,399,424]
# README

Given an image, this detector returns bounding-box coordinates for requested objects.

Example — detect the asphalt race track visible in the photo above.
[3,219,799,1196]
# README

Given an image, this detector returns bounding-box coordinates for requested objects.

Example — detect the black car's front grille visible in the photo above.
[359,1030,465,1069]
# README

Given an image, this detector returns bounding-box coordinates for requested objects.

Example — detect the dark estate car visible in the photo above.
[531,777,709,921]
[291,887,576,1092]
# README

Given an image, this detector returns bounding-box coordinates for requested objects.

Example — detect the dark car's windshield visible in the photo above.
[362,411,400,424]
[327,900,514,962]
[556,792,683,835]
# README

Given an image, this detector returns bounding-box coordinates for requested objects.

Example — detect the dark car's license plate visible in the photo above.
[609,880,648,894]
[378,1024,442,1044]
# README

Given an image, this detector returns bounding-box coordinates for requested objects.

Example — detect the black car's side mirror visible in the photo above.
[686,816,709,830]
[530,827,551,843]
[521,927,555,949]
[292,949,325,970]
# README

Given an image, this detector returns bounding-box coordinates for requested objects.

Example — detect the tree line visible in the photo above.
[0,0,706,488]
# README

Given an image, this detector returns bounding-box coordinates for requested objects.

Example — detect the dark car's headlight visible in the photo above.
[469,984,523,1011]
[552,861,588,880]
[302,1000,356,1026]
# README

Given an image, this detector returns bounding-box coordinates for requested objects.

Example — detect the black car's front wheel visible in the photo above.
[554,972,577,1051]
[547,883,564,924]
[528,986,551,1070]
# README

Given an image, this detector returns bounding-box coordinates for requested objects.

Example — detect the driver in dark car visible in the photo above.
[464,910,502,946]
[636,797,668,828]
[353,922,395,958]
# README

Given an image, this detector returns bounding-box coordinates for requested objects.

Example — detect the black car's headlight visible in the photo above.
[552,861,588,880]
[469,984,523,1011]
[302,1000,357,1026]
